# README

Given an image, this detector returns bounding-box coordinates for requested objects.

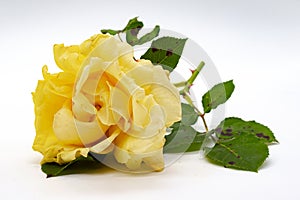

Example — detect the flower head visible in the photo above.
[33,34,181,171]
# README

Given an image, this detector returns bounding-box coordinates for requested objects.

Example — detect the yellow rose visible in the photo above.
[32,34,181,171]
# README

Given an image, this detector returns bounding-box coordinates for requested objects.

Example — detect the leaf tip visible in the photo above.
[46,174,53,178]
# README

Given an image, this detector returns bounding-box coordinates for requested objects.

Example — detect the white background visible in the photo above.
[1,0,300,199]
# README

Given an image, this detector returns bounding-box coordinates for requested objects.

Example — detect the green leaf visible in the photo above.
[186,133,206,152]
[206,132,269,172]
[100,29,120,35]
[202,80,235,113]
[126,25,160,46]
[164,122,205,153]
[101,17,143,36]
[214,117,278,144]
[205,117,277,172]
[122,17,144,32]
[101,17,159,46]
[41,154,104,178]
[181,103,199,125]
[123,17,144,45]
[141,37,187,72]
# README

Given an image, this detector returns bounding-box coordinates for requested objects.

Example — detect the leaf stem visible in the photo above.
[200,114,209,133]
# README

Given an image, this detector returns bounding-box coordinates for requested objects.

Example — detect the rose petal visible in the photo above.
[53,101,109,146]
[126,64,181,126]
[54,34,110,74]
[114,130,166,171]
[89,127,120,154]
[72,92,97,122]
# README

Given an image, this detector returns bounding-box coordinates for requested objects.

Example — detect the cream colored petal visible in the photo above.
[87,36,132,64]
[150,85,181,127]
[89,37,119,62]
[114,130,166,155]
[58,147,90,164]
[76,57,108,94]
[118,54,137,72]
[40,145,89,165]
[131,93,149,127]
[89,128,120,154]
[126,64,181,126]
[140,104,165,137]
[74,62,91,94]
[114,147,161,171]
[143,149,164,171]
[97,90,116,126]
[113,146,164,171]
[128,94,165,138]
[126,157,143,170]
[72,92,97,122]
[150,66,181,126]
[108,83,131,131]
[75,118,109,146]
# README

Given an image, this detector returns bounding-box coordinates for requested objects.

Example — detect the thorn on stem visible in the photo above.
[189,69,196,74]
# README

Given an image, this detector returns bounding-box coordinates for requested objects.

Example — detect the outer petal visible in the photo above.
[42,145,89,165]
[33,66,71,153]
[113,130,166,171]
[54,34,110,74]
[41,65,75,99]
[88,36,133,63]
[33,67,90,165]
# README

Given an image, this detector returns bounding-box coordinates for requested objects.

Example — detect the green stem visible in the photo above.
[174,81,186,88]
[179,61,208,133]
[187,61,205,86]
[182,91,209,132]
[181,61,205,95]
[200,114,209,133]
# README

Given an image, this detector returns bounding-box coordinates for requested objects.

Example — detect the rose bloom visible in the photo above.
[32,34,181,171]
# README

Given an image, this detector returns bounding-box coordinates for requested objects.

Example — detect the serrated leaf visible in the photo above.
[41,154,104,178]
[126,25,160,46]
[215,117,278,144]
[164,122,205,153]
[181,103,199,125]
[206,132,269,172]
[202,80,235,113]
[141,37,187,72]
